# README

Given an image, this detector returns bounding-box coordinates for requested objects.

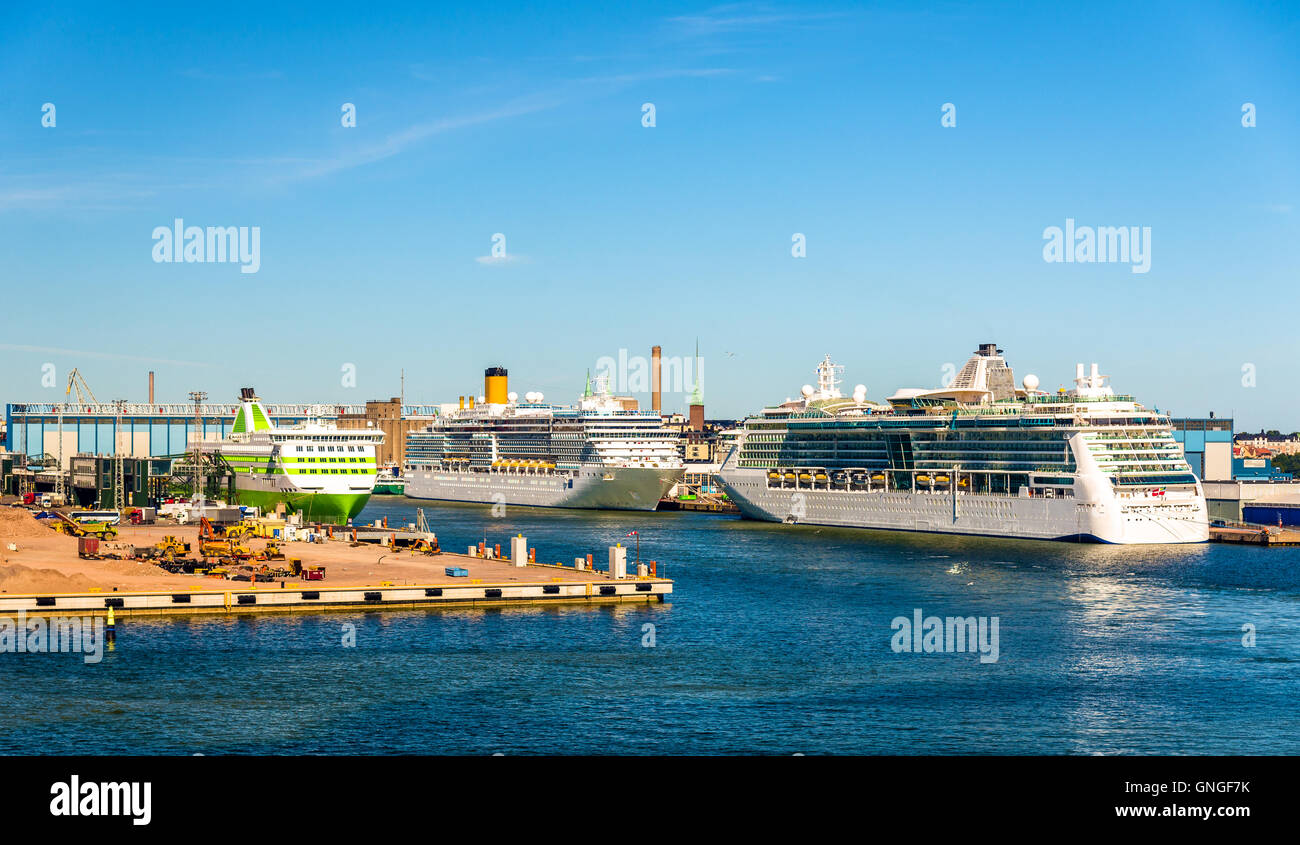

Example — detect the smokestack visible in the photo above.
[148,371,155,404]
[651,345,662,412]
[484,367,508,405]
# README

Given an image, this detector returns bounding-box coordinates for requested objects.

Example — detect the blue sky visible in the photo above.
[1,1,1296,428]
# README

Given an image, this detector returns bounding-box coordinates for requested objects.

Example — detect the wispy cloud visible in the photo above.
[0,63,737,208]
[0,180,157,212]
[289,96,564,182]
[666,3,845,38]
[287,66,733,182]
[181,67,284,82]
[0,343,213,368]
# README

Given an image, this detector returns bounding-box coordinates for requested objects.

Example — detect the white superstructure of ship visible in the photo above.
[716,344,1208,544]
[403,367,684,511]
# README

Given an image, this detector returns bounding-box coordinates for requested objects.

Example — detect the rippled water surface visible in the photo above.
[4,499,1298,754]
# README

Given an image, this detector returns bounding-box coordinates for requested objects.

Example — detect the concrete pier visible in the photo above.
[0,573,672,618]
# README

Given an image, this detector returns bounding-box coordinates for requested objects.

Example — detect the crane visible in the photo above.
[56,368,102,498]
[65,368,100,405]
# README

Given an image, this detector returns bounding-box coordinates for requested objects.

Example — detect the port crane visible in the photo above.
[55,368,102,500]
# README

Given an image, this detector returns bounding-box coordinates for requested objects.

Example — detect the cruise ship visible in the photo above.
[717,345,1208,544]
[207,388,382,523]
[404,368,683,511]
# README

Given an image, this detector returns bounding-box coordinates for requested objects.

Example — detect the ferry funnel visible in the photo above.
[485,367,508,405]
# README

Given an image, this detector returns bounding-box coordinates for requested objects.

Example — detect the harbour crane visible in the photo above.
[56,368,103,499]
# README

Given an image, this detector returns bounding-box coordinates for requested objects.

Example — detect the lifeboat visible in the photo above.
[936,474,950,484]
[870,473,885,483]
[815,472,828,482]
[917,474,932,484]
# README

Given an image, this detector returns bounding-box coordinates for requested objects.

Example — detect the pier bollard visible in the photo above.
[510,535,528,568]
[608,545,627,579]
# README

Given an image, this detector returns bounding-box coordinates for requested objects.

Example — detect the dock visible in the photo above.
[0,569,671,618]
[1208,523,1300,546]
[0,508,672,617]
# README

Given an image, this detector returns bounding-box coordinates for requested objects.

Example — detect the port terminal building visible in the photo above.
[4,400,440,464]
[1170,416,1298,521]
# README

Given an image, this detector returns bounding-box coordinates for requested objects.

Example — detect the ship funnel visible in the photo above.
[485,367,508,405]
[240,387,256,400]
[1090,363,1100,381]
[1075,363,1085,381]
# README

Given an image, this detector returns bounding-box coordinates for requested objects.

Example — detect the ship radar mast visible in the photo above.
[815,355,844,399]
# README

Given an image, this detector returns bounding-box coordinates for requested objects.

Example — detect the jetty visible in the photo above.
[0,507,670,618]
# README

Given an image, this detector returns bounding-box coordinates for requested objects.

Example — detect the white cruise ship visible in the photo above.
[716,345,1208,544]
[207,388,382,523]
[404,368,684,511]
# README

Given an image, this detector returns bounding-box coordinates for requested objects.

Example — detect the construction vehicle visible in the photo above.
[255,541,286,561]
[199,537,252,561]
[224,522,256,539]
[157,535,191,556]
[49,511,118,540]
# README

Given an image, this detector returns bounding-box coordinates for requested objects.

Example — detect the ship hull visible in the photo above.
[232,473,372,523]
[404,466,682,512]
[718,469,1208,544]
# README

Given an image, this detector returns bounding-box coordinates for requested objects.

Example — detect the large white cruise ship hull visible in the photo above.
[404,466,682,512]
[720,470,1207,544]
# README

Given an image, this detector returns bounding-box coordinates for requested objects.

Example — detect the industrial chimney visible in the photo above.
[651,346,662,413]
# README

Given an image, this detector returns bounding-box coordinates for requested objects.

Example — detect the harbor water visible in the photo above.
[3,499,1299,755]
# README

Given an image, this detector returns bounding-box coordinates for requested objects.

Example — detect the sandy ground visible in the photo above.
[0,508,622,595]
